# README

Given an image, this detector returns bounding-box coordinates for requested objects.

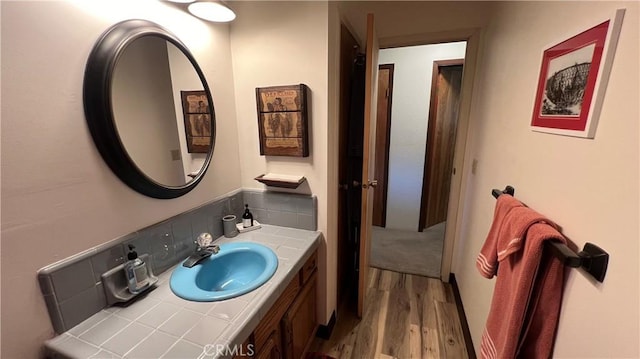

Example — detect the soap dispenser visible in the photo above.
[125,245,149,295]
[242,204,254,228]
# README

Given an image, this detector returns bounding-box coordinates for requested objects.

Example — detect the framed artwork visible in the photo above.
[180,90,211,153]
[530,9,625,138]
[255,84,310,157]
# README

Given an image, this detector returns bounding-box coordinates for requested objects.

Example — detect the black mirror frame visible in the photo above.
[83,19,215,199]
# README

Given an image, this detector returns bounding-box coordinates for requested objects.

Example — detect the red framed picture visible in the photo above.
[531,9,625,138]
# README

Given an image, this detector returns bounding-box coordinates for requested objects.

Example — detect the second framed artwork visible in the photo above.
[181,90,212,153]
[530,9,625,138]
[256,84,310,157]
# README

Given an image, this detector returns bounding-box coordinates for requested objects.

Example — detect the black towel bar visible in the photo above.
[491,186,609,282]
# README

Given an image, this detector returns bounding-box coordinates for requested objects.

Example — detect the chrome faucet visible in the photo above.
[182,233,219,268]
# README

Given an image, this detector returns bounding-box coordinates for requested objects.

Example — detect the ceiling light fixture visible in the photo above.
[188,1,236,23]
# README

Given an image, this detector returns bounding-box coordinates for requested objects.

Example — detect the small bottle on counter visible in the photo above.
[242,204,254,228]
[125,245,149,294]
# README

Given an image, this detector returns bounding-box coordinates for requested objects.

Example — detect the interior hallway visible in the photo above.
[310,267,469,359]
[370,223,446,278]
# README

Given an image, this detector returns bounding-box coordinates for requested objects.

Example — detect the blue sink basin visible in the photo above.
[170,242,278,301]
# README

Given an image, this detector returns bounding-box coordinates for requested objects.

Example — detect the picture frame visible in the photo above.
[530,9,625,138]
[180,90,212,153]
[255,84,310,157]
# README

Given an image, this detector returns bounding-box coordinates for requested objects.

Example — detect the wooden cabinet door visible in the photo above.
[255,329,282,359]
[282,274,317,359]
[254,277,300,352]
[233,335,255,359]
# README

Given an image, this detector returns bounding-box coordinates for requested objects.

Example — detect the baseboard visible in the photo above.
[315,310,336,340]
[449,273,476,359]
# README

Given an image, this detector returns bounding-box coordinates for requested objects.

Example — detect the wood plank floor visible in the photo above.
[310,268,469,359]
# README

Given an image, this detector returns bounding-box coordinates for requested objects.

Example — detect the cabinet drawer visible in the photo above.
[299,251,317,285]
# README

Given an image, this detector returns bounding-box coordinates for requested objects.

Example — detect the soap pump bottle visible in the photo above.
[125,244,149,295]
[242,204,254,228]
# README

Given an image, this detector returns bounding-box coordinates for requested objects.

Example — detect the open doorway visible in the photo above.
[420,60,464,231]
[369,42,466,278]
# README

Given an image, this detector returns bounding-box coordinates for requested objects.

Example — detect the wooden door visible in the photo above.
[357,13,379,317]
[372,64,393,227]
[419,61,464,230]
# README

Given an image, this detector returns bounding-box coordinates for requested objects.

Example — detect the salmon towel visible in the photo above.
[476,194,566,359]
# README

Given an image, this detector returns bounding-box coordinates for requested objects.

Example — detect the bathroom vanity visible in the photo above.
[43,225,320,359]
[40,19,322,358]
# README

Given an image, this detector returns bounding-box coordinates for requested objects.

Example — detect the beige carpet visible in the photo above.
[370,222,445,278]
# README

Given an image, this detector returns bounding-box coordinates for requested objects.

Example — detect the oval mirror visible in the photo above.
[84,19,215,199]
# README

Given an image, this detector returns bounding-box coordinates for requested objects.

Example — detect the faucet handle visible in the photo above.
[196,233,213,248]
[203,245,220,255]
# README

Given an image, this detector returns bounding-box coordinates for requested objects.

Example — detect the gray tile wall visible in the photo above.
[242,190,317,231]
[37,190,316,334]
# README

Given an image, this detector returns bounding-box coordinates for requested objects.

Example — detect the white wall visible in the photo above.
[452,1,639,357]
[378,43,466,230]
[229,1,331,323]
[0,2,241,358]
[112,37,185,186]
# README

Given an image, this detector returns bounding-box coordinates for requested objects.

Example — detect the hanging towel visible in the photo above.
[477,195,566,359]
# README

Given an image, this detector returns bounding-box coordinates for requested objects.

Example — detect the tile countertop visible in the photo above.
[44,225,321,359]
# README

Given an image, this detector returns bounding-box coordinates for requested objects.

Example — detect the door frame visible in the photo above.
[372,63,394,228]
[378,29,482,281]
[336,23,360,308]
[418,59,465,232]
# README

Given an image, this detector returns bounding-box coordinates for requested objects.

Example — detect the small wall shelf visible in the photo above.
[255,173,306,189]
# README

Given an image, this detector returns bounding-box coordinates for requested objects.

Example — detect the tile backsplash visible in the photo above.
[38,189,317,334]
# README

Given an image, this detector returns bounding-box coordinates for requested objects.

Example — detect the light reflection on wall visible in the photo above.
[69,0,214,52]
